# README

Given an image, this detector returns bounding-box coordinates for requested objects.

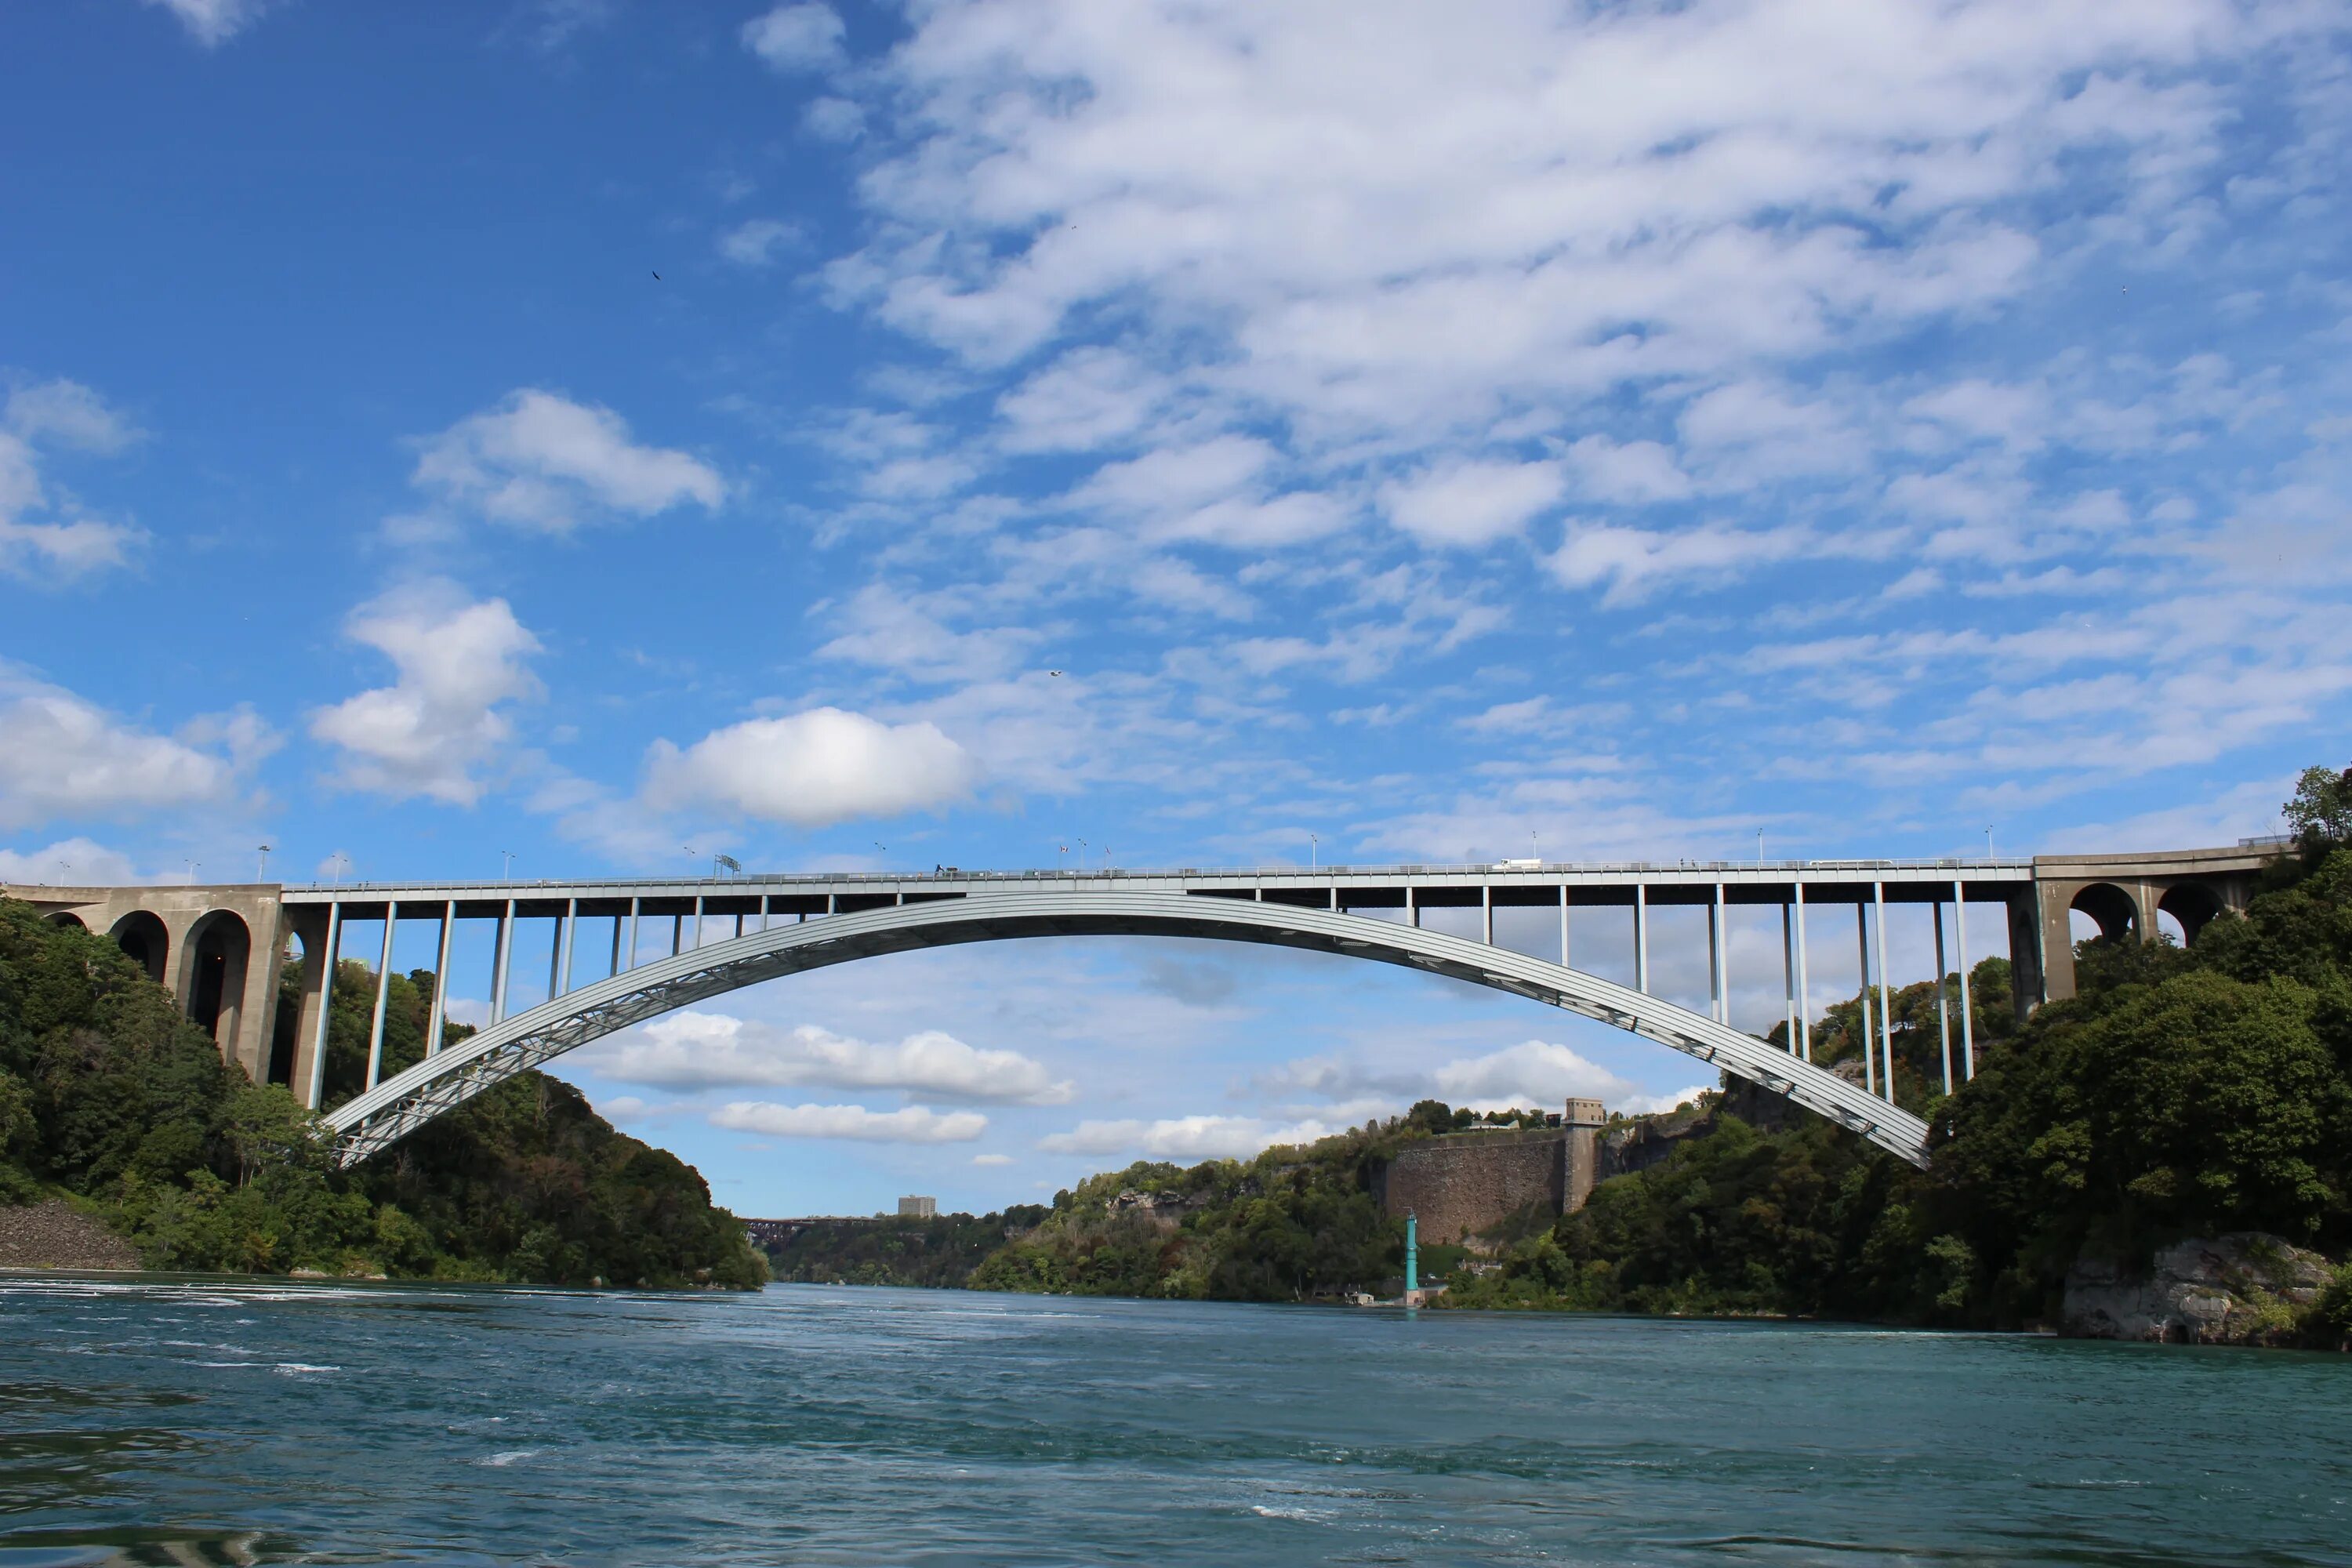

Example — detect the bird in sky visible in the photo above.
[1047,669,1064,677]
[652,270,662,281]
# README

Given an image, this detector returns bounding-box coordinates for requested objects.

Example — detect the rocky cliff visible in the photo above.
[2063,1233,2344,1347]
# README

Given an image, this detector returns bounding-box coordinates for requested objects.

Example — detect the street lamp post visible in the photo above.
[257,844,272,881]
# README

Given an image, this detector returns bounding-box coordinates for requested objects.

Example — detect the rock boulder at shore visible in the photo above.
[2063,1233,2333,1346]
[0,1200,141,1271]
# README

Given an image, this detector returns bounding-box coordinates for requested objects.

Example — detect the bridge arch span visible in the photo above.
[323,891,1932,1170]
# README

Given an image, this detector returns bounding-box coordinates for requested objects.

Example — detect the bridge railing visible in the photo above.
[285,856,2033,894]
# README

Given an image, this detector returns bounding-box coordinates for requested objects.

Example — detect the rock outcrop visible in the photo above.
[2063,1233,2336,1346]
[0,1200,141,1271]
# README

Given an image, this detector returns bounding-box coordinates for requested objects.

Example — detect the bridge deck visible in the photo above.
[278,858,2034,919]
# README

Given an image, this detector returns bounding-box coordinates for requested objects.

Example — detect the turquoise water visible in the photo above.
[2,1276,2347,1566]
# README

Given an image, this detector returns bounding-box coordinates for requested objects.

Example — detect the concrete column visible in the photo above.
[1482,884,1493,945]
[1406,886,1417,928]
[1781,902,1796,1054]
[626,898,640,971]
[1933,902,1952,1096]
[244,903,287,1084]
[491,899,514,1025]
[1634,885,1649,994]
[425,902,453,1058]
[282,905,333,1107]
[2012,891,2049,1020]
[1559,885,1569,968]
[303,902,342,1111]
[1793,881,1810,1062]
[1857,905,1875,1098]
[365,903,396,1092]
[1954,879,1974,1080]
[1873,880,1895,1103]
[558,898,577,996]
[1710,882,1726,1025]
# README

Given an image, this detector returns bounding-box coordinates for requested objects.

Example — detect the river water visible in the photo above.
[2,1275,2347,1566]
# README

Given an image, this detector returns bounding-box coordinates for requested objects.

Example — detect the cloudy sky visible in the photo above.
[4,0,2347,1214]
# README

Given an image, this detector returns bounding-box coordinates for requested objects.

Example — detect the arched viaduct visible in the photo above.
[2,842,2281,1171]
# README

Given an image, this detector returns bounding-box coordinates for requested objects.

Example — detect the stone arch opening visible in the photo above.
[2157,882,2225,946]
[47,911,87,930]
[110,909,170,985]
[181,910,252,1046]
[2068,883,2140,945]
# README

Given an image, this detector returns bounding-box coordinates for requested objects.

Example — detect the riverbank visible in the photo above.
[0,1198,139,1270]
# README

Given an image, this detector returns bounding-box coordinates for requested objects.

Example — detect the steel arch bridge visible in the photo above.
[9,842,2280,1174]
[319,891,1933,1168]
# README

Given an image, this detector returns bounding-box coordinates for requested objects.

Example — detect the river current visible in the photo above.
[2,1275,2346,1566]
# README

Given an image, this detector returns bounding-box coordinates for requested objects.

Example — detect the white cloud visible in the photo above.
[410,389,724,534]
[0,837,145,886]
[1429,1040,1642,1112]
[804,96,866,142]
[0,666,269,831]
[830,1,2271,445]
[585,1011,1076,1104]
[1562,437,1692,505]
[308,582,542,806]
[711,1101,988,1143]
[5,379,139,453]
[1381,459,1563,547]
[972,1152,1015,1166]
[0,379,144,582]
[0,505,141,581]
[143,0,276,47]
[1619,1085,1715,1117]
[742,3,844,72]
[717,218,800,267]
[643,707,979,827]
[1548,521,1813,604]
[1038,1114,1338,1161]
[817,584,1038,682]
[996,348,1167,454]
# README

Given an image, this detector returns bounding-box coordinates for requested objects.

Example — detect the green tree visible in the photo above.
[2286,763,2352,854]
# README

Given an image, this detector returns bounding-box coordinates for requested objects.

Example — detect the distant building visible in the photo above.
[898,1195,938,1219]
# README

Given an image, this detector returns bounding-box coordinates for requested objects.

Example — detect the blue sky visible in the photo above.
[3,0,2348,1216]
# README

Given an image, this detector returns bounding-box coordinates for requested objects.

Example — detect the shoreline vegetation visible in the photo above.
[0,901,765,1290]
[770,765,2352,1349]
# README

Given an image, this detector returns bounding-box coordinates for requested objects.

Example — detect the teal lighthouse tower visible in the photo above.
[1405,1209,1418,1297]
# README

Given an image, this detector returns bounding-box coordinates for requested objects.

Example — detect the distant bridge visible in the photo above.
[6,846,2274,1171]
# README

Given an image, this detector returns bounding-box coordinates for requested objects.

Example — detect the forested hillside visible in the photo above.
[0,902,765,1288]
